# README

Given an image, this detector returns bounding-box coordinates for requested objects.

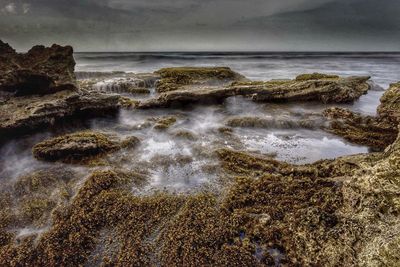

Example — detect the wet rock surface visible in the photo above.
[324,82,400,151]
[32,131,137,163]
[0,41,121,138]
[155,67,247,93]
[138,73,370,108]
[0,43,399,266]
[0,90,120,139]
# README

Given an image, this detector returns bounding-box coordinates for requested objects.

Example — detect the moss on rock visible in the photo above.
[32,131,140,163]
[295,73,339,81]
[155,67,246,93]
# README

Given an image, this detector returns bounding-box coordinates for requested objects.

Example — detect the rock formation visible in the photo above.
[0,40,76,96]
[32,131,138,163]
[324,82,400,151]
[138,71,370,108]
[0,41,121,139]
[155,67,247,93]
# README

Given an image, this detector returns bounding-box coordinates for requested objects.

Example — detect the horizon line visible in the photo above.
[73,50,400,53]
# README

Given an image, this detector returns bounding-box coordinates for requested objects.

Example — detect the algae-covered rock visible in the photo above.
[32,131,130,163]
[323,107,397,151]
[0,40,76,96]
[226,115,323,129]
[155,67,246,93]
[324,81,400,151]
[378,82,400,124]
[295,73,339,81]
[138,73,370,108]
[153,116,178,130]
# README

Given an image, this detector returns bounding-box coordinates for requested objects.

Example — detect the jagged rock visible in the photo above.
[154,67,247,93]
[32,131,139,163]
[0,42,122,138]
[138,74,370,108]
[0,40,76,96]
[324,82,400,151]
[0,90,120,139]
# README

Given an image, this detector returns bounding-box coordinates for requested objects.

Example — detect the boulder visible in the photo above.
[0,40,76,96]
[138,74,370,108]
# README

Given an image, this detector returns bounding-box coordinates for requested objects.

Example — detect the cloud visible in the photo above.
[0,0,399,51]
[1,2,17,14]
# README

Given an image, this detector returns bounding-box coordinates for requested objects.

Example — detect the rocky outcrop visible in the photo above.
[155,67,246,93]
[0,90,120,139]
[138,74,370,108]
[0,42,121,138]
[324,82,400,151]
[0,40,76,96]
[32,131,139,163]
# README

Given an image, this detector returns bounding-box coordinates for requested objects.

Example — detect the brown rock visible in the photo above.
[138,74,370,108]
[323,82,400,151]
[0,41,76,96]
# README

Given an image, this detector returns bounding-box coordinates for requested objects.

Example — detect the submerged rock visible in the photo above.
[226,114,324,129]
[155,67,247,93]
[153,116,178,130]
[0,40,76,96]
[32,131,138,163]
[138,74,370,108]
[324,82,400,151]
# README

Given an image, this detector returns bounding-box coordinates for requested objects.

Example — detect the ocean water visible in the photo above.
[75,52,400,89]
[1,52,399,193]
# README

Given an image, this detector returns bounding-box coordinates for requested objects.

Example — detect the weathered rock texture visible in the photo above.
[155,67,246,93]
[0,90,120,139]
[138,72,370,108]
[32,131,139,163]
[0,41,121,138]
[0,40,76,96]
[324,82,400,151]
[0,127,399,266]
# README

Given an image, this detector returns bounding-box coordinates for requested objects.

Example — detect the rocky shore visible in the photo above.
[0,41,399,266]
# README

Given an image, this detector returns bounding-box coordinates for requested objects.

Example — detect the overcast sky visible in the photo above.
[1,0,399,51]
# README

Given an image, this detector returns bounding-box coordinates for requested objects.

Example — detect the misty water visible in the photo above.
[2,52,400,193]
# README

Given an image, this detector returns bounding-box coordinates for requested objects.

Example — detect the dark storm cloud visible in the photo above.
[0,0,399,51]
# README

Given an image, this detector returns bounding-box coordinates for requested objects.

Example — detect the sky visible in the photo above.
[0,0,399,51]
